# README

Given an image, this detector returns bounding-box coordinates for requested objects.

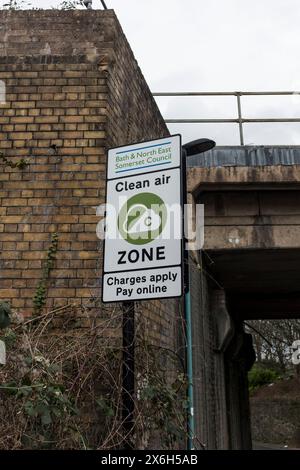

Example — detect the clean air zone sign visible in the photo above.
[102,135,183,302]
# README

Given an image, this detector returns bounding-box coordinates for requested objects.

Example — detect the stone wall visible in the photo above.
[190,254,252,449]
[189,257,228,449]
[251,398,300,445]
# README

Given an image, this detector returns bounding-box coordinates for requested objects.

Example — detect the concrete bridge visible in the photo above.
[187,145,300,449]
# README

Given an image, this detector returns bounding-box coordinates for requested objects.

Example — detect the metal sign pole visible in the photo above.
[182,148,194,450]
[103,135,184,448]
[122,300,135,448]
[100,0,108,9]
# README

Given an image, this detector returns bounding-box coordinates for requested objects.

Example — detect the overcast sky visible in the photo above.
[3,0,300,145]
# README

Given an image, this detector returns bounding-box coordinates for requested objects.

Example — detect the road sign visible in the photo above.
[102,135,183,302]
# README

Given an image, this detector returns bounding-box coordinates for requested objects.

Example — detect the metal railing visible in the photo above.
[152,91,300,146]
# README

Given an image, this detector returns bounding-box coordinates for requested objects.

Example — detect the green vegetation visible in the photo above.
[248,363,281,393]
[0,306,187,449]
[0,153,30,170]
[33,233,59,315]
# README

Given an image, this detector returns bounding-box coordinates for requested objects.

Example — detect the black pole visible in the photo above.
[122,300,135,448]
[100,0,108,9]
[182,147,189,292]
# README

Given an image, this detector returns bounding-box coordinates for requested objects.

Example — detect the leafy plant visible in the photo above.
[95,396,115,418]
[58,0,83,9]
[248,363,281,392]
[0,353,78,449]
[2,328,16,347]
[139,374,187,448]
[0,153,30,170]
[0,305,188,450]
[33,233,58,315]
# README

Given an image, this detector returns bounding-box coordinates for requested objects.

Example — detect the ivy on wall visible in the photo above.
[33,233,59,315]
[0,153,30,170]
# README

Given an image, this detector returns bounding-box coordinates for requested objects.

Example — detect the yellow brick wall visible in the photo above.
[0,60,108,314]
[0,10,183,354]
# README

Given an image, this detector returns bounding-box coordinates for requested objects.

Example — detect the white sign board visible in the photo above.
[102,135,183,303]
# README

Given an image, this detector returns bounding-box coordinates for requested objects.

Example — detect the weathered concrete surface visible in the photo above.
[188,163,300,193]
[0,9,117,59]
[188,162,300,249]
[190,257,253,449]
[188,147,300,449]
[187,149,300,318]
[187,145,300,168]
[201,189,300,250]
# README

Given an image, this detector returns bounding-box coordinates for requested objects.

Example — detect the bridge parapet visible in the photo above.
[188,146,300,250]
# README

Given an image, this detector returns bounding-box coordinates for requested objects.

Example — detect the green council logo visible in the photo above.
[118,192,167,245]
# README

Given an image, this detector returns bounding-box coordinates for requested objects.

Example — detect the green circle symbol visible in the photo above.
[118,192,167,245]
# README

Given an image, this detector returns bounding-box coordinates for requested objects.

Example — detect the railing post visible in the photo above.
[236,92,244,146]
[152,91,300,145]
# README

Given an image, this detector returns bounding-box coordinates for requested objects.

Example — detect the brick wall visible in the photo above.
[190,255,252,449]
[190,257,220,449]
[0,10,182,352]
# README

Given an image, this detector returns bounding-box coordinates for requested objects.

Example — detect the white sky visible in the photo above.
[3,0,300,145]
